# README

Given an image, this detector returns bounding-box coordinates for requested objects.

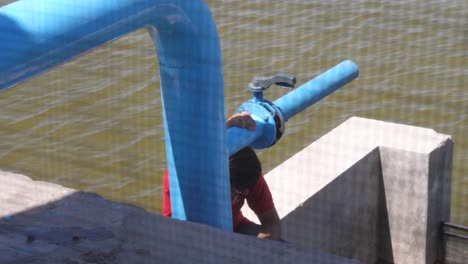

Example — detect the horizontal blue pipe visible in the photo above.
[274,60,359,121]
[0,0,232,231]
[227,60,359,154]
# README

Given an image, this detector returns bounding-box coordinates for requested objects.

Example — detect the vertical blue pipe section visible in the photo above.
[0,0,232,230]
[274,60,359,121]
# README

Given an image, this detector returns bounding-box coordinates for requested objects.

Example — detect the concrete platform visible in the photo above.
[243,117,453,263]
[0,170,359,264]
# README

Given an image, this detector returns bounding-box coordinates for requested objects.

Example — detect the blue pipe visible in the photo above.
[227,60,359,153]
[0,0,232,231]
[274,60,359,122]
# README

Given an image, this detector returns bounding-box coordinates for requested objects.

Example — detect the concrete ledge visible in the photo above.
[0,170,359,264]
[243,117,453,263]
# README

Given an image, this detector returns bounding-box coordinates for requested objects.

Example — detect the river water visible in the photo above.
[0,1,466,226]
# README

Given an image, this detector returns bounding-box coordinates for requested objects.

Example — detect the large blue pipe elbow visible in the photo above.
[0,0,232,231]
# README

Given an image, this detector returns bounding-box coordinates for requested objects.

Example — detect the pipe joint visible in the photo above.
[237,99,284,149]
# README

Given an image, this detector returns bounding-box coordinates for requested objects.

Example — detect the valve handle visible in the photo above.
[248,73,296,92]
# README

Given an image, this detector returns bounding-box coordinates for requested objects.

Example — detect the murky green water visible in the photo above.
[0,1,466,226]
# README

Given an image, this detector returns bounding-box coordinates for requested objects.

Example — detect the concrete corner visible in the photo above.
[243,117,453,263]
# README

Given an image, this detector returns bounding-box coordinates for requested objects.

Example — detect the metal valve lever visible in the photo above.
[248,73,296,92]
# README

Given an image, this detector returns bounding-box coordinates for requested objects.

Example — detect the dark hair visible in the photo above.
[229,147,262,189]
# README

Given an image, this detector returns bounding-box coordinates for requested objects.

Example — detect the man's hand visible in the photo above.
[257,208,281,240]
[236,208,282,240]
[257,232,272,239]
[226,111,256,131]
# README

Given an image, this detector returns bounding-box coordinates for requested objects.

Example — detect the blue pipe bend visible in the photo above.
[0,0,232,231]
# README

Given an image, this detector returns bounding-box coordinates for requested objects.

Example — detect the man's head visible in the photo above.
[229,147,262,190]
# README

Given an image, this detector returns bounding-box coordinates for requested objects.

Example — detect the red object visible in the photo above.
[162,169,172,217]
[162,169,274,231]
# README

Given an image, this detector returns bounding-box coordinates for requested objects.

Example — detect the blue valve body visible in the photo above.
[236,100,280,149]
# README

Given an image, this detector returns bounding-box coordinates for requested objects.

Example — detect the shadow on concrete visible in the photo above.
[0,191,129,264]
[0,179,361,264]
[376,164,395,264]
[280,148,394,263]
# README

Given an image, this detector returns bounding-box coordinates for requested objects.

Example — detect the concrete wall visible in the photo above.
[0,170,359,264]
[243,117,453,263]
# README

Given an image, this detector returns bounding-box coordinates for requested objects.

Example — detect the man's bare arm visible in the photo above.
[256,207,281,240]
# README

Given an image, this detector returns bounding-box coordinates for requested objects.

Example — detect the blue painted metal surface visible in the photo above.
[274,60,359,122]
[227,60,359,153]
[0,0,232,230]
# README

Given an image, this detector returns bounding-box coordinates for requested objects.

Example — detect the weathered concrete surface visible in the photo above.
[0,170,360,264]
[243,117,453,263]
